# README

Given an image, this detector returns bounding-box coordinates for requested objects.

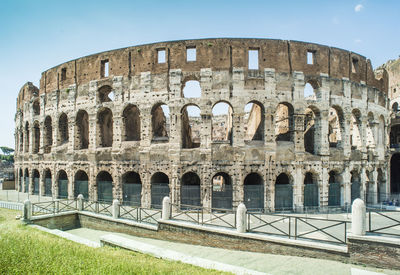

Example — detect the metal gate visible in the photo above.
[24,177,29,193]
[74,180,89,199]
[181,185,201,207]
[45,178,52,197]
[97,181,113,203]
[304,183,318,207]
[33,178,39,195]
[351,181,360,203]
[244,184,264,211]
[366,183,375,205]
[58,179,68,199]
[275,184,293,210]
[212,184,233,209]
[151,183,170,208]
[328,182,341,206]
[123,183,141,206]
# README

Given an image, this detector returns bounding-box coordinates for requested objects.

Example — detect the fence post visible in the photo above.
[236,203,247,233]
[55,199,59,213]
[77,194,84,211]
[23,199,32,221]
[161,196,171,220]
[351,198,366,236]
[112,199,120,219]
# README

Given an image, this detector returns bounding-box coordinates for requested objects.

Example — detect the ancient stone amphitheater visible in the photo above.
[14,38,390,211]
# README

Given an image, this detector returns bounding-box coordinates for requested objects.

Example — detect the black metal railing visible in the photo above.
[367,209,400,237]
[32,199,77,216]
[119,204,162,225]
[82,200,112,216]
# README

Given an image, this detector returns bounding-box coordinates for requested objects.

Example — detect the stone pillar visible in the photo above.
[236,203,247,233]
[293,113,305,153]
[68,114,75,152]
[67,169,74,200]
[23,199,32,221]
[293,166,303,210]
[319,110,330,156]
[162,196,171,220]
[113,115,123,150]
[39,169,45,197]
[351,198,366,236]
[89,114,97,151]
[112,199,120,219]
[77,194,84,211]
[342,167,351,206]
[371,169,378,205]
[320,167,329,208]
[360,167,367,202]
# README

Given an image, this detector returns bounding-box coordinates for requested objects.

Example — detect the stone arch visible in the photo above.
[44,169,52,197]
[181,172,201,207]
[122,104,140,141]
[33,121,40,154]
[151,172,170,208]
[212,101,233,143]
[58,113,69,145]
[96,171,113,202]
[328,170,341,206]
[244,101,264,142]
[275,173,293,211]
[74,170,89,199]
[32,169,40,195]
[304,105,321,154]
[211,172,233,209]
[182,80,201,98]
[151,103,169,140]
[32,99,40,115]
[351,109,362,149]
[181,104,201,149]
[97,108,113,148]
[328,106,344,148]
[24,122,29,152]
[58,170,68,199]
[392,102,399,113]
[351,170,361,203]
[275,102,294,142]
[304,171,319,207]
[244,172,264,210]
[98,85,114,103]
[122,172,142,206]
[75,110,89,149]
[44,116,52,154]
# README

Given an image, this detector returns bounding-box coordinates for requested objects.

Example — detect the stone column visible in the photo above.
[320,167,329,208]
[371,169,378,205]
[360,167,367,202]
[342,166,351,206]
[293,113,305,153]
[293,166,303,210]
[39,169,45,197]
[113,115,123,150]
[319,110,330,156]
[343,113,352,158]
[67,168,74,200]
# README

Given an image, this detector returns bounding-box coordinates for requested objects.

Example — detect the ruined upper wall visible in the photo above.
[21,38,387,108]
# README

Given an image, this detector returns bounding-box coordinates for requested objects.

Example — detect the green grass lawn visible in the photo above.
[0,208,228,274]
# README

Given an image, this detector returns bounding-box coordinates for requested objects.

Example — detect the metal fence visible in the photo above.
[367,209,400,237]
[83,200,113,216]
[119,204,162,225]
[32,199,77,216]
[0,200,23,211]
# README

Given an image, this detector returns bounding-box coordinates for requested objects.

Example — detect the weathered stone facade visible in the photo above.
[14,38,390,210]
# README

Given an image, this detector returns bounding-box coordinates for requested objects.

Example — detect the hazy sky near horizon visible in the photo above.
[0,0,399,149]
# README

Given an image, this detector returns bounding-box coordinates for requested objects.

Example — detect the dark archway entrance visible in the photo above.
[275,173,293,211]
[97,171,113,203]
[74,170,89,199]
[24,169,29,193]
[390,154,400,194]
[44,170,52,197]
[328,171,341,206]
[58,170,68,199]
[212,173,233,210]
[244,173,264,211]
[33,170,40,195]
[181,172,201,207]
[351,171,361,203]
[151,172,170,208]
[122,172,142,206]
[304,172,319,207]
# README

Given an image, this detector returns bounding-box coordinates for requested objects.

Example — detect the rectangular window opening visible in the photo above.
[248,49,259,70]
[307,51,314,65]
[61,68,67,81]
[352,58,359,73]
[187,47,196,62]
[101,60,109,77]
[158,49,166,63]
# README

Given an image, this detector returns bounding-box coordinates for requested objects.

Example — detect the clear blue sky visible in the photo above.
[0,0,399,149]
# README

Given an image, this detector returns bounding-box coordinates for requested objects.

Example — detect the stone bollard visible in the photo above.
[112,199,120,219]
[77,194,84,211]
[236,203,247,233]
[23,199,32,221]
[352,198,366,236]
[161,196,171,220]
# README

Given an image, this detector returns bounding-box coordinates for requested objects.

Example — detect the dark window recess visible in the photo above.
[352,58,359,73]
[61,68,67,81]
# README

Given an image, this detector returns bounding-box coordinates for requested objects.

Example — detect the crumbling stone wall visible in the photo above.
[14,38,390,210]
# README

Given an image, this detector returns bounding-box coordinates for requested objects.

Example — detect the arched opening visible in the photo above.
[275,103,294,142]
[97,171,113,203]
[74,170,89,199]
[212,172,232,209]
[377,168,386,202]
[97,108,113,147]
[33,99,40,115]
[44,169,52,197]
[304,172,319,207]
[18,168,22,192]
[32,169,40,195]
[392,102,399,113]
[24,122,29,153]
[212,102,233,143]
[390,154,400,194]
[275,173,293,211]
[366,112,375,149]
[58,113,69,145]
[304,83,315,99]
[122,172,142,206]
[24,168,29,193]
[151,172,170,208]
[33,121,40,154]
[181,172,201,207]
[244,102,264,142]
[183,80,201,98]
[244,173,264,211]
[151,103,170,141]
[328,107,343,148]
[328,171,341,206]
[304,106,321,154]
[44,116,52,153]
[351,110,362,149]
[58,170,68,199]
[75,110,89,149]
[181,105,201,148]
[351,170,361,203]
[98,85,114,103]
[123,105,140,141]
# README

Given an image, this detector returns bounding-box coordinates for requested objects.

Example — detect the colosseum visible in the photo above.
[14,38,392,211]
